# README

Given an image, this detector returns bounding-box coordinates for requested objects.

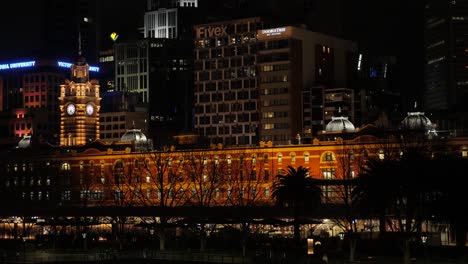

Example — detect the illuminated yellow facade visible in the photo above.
[59,58,101,146]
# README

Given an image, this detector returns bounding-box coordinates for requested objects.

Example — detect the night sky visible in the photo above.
[0,0,423,102]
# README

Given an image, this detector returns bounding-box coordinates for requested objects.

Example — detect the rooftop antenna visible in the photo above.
[78,31,82,56]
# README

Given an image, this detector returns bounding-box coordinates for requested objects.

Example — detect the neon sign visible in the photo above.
[0,60,99,72]
[261,27,286,37]
[0,61,35,70]
[57,61,100,72]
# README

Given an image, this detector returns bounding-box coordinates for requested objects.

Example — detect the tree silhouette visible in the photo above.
[271,165,321,246]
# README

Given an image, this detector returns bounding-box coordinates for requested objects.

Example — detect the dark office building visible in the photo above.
[355,53,401,128]
[425,0,468,135]
[114,38,193,146]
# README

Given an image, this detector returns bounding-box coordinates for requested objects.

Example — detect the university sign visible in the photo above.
[0,60,99,72]
[0,61,35,70]
[196,25,228,39]
[57,61,100,72]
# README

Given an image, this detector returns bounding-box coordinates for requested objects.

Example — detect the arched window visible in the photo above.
[263,154,269,163]
[251,154,257,165]
[304,152,310,163]
[114,160,125,184]
[378,149,385,160]
[321,152,336,162]
[227,155,232,165]
[277,153,283,163]
[290,152,296,163]
[61,163,71,171]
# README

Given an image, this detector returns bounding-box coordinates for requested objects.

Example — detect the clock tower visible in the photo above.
[59,56,101,146]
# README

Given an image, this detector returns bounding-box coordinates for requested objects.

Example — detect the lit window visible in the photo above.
[322,168,336,179]
[61,163,71,171]
[277,153,283,163]
[322,152,335,162]
[378,150,385,160]
[304,152,310,162]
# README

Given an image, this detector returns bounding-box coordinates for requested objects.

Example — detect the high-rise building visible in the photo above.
[114,38,193,145]
[424,0,468,135]
[194,17,263,146]
[257,26,357,142]
[355,53,401,128]
[194,21,357,146]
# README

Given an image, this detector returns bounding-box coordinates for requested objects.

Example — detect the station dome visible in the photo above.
[325,116,356,132]
[17,135,32,149]
[120,129,148,143]
[401,112,433,130]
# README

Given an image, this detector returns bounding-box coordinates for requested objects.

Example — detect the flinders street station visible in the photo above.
[0,57,467,250]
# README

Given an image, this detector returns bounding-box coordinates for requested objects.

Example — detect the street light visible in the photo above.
[421,233,428,263]
[421,234,428,244]
[20,235,26,262]
[339,232,345,240]
[82,232,87,251]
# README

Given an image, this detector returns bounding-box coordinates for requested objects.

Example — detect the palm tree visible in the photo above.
[272,165,322,245]
[352,158,397,237]
[352,152,433,264]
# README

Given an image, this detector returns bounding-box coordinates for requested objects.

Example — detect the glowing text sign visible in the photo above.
[196,25,227,38]
[261,27,286,37]
[0,61,36,70]
[57,61,100,72]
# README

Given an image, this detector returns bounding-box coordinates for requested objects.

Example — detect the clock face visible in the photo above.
[66,104,76,115]
[86,103,94,116]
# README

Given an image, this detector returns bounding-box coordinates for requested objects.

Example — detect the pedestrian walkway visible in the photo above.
[1,249,253,263]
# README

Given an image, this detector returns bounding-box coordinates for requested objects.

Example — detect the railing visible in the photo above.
[148,251,251,263]
[4,250,252,263]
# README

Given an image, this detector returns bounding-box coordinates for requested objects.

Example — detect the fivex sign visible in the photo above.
[196,26,228,38]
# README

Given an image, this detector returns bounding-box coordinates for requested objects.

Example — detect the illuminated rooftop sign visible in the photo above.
[57,61,100,72]
[261,27,286,37]
[0,61,35,70]
[0,60,99,72]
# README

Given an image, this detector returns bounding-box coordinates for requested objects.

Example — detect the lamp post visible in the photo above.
[19,235,26,262]
[82,232,87,251]
[339,232,345,240]
[421,233,428,263]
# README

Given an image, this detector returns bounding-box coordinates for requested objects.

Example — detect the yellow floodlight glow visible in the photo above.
[110,32,119,42]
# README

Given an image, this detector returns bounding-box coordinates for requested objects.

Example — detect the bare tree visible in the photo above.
[325,140,368,262]
[181,149,227,251]
[131,148,190,251]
